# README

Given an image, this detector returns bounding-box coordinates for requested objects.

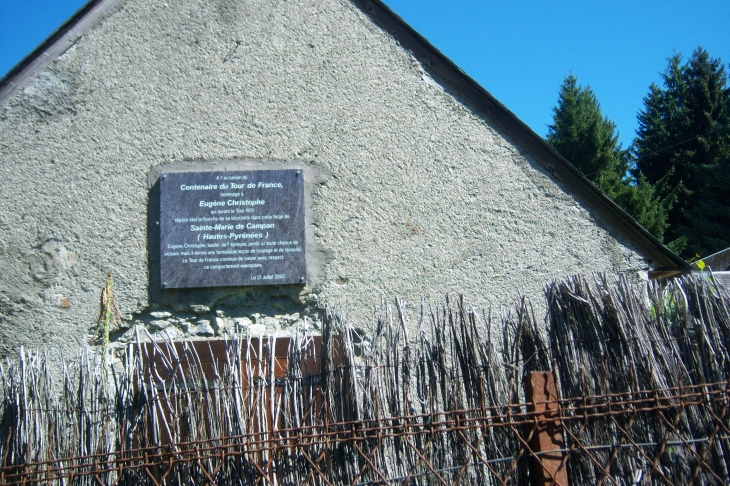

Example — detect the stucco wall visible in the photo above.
[0,0,647,362]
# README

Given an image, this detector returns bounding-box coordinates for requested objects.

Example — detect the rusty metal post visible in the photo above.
[525,371,569,486]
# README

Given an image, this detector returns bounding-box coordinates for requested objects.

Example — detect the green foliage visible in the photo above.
[598,171,671,239]
[682,151,730,254]
[633,48,730,257]
[665,235,688,255]
[547,75,624,177]
[547,75,670,240]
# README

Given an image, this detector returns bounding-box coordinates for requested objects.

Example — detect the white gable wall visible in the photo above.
[0,0,647,360]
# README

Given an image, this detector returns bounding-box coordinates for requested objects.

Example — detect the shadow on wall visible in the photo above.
[147,179,162,304]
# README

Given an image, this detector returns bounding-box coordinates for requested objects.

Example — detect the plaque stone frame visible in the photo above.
[159,168,306,289]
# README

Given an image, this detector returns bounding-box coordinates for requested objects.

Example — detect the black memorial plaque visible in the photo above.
[159,169,306,288]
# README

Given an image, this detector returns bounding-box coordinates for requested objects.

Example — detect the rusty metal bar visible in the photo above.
[525,372,568,486]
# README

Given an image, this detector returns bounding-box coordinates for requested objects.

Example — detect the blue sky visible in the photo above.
[2,0,729,145]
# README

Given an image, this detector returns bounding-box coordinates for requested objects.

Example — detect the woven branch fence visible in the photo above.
[0,273,729,485]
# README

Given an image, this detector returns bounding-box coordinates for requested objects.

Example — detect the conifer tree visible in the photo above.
[547,75,670,240]
[687,152,730,257]
[633,48,730,257]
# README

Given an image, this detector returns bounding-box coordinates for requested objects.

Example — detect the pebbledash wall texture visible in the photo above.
[0,0,680,365]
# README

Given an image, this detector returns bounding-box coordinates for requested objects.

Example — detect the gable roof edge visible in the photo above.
[351,0,689,271]
[0,0,124,106]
